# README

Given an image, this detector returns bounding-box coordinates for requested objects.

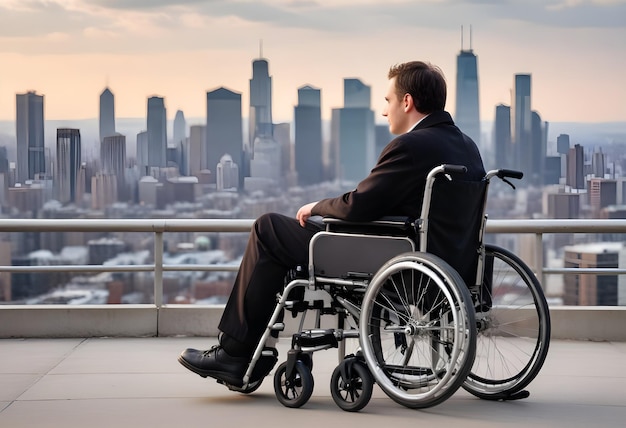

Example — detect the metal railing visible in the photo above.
[1,217,625,340]
[485,219,626,286]
[0,218,254,307]
[1,218,626,307]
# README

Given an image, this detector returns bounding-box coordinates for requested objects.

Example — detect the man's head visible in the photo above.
[383,61,447,134]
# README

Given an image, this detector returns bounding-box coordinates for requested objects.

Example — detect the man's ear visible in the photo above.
[404,93,415,112]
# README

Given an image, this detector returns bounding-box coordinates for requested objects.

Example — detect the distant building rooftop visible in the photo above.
[564,242,624,253]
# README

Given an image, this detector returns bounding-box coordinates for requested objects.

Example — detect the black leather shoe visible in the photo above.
[178,346,249,386]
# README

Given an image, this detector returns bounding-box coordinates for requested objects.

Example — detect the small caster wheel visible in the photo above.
[330,359,373,412]
[273,360,314,408]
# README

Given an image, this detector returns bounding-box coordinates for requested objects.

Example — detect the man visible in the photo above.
[178,61,485,387]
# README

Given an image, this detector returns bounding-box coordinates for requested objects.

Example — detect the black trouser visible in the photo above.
[218,213,321,357]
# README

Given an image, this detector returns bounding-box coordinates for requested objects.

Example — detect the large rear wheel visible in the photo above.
[360,252,476,408]
[463,244,551,400]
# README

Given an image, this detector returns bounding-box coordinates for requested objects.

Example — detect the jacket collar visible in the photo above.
[411,111,454,131]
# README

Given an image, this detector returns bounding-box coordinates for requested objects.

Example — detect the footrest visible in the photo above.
[250,348,279,383]
[294,329,339,348]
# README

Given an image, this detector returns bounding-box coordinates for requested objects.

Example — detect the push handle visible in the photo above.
[442,164,468,175]
[497,169,523,180]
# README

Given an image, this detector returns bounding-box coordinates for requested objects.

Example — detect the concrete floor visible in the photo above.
[1,337,625,428]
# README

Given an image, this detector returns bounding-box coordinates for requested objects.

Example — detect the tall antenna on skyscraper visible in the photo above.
[470,24,473,51]
[460,25,464,51]
[259,39,263,58]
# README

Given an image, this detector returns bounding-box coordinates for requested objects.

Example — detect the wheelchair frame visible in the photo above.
[234,164,551,411]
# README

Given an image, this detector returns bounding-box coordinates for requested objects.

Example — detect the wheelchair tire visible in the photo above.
[273,360,314,408]
[330,359,373,412]
[463,244,551,400]
[360,252,476,409]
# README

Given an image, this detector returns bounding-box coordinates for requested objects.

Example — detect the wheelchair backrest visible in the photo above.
[425,176,487,288]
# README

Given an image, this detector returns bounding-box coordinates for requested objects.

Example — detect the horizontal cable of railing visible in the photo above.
[2,218,624,233]
[1,218,625,282]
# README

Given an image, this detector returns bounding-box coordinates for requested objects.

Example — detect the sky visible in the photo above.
[0,0,625,126]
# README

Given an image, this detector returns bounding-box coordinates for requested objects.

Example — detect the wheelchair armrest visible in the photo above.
[322,216,414,231]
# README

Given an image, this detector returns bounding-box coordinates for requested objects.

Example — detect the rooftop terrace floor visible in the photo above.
[1,337,625,428]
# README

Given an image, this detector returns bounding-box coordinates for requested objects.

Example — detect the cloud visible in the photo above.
[80,0,626,30]
[86,0,211,9]
[83,27,121,39]
[0,1,110,38]
[1,0,624,56]
[0,1,78,37]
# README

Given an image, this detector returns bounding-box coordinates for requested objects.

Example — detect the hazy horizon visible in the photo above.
[1,117,625,163]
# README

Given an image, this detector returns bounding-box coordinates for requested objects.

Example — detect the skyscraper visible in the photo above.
[588,177,616,216]
[101,134,126,176]
[173,110,186,147]
[171,110,186,173]
[567,143,585,190]
[146,96,167,168]
[249,57,273,148]
[294,85,323,186]
[557,134,570,155]
[55,128,81,204]
[344,78,371,108]
[493,104,511,170]
[563,242,621,305]
[101,134,128,202]
[592,149,606,178]
[375,125,392,155]
[543,156,561,185]
[273,122,291,179]
[493,74,545,184]
[344,78,370,108]
[206,88,243,182]
[245,135,282,192]
[99,88,115,142]
[530,110,547,184]
[329,108,341,181]
[338,78,375,182]
[455,28,480,148]
[186,125,205,177]
[511,74,532,174]
[136,131,149,176]
[0,146,9,175]
[216,154,239,191]
[16,91,45,184]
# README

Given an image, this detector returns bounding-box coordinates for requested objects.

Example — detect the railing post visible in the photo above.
[154,231,164,308]
[535,232,544,287]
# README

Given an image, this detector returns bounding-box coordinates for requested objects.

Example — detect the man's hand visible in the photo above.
[296,202,318,227]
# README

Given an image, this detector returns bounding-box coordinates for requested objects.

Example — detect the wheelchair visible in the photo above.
[232,164,551,411]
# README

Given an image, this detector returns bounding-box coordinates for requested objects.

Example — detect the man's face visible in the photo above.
[382,77,407,135]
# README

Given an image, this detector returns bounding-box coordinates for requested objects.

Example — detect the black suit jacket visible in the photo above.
[312,110,485,222]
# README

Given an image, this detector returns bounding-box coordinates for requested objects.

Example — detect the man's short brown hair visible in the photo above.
[388,61,447,114]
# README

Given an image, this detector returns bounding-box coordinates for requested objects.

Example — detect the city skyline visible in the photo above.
[0,1,625,124]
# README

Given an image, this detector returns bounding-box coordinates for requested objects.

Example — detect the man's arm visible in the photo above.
[311,137,423,221]
[294,137,411,227]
